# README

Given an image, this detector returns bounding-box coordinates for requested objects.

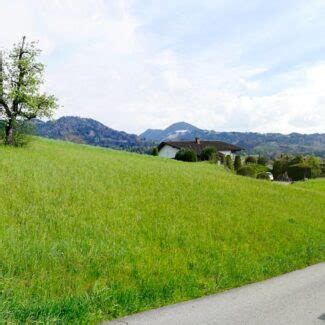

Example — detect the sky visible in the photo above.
[0,0,325,134]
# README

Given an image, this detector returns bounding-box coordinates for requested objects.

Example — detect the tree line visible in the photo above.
[152,146,322,182]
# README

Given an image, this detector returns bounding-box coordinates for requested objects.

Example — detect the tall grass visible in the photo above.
[0,138,324,323]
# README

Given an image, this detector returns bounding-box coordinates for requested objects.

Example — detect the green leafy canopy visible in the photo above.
[0,36,57,144]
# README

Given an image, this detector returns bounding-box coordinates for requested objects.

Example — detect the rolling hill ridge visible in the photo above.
[33,116,143,149]
[32,117,325,157]
[141,122,325,157]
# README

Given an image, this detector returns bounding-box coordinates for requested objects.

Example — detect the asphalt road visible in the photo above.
[107,263,325,325]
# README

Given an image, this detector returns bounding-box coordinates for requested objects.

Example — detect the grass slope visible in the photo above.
[292,178,325,194]
[0,138,324,323]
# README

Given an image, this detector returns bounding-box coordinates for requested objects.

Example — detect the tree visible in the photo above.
[151,147,158,156]
[306,156,321,178]
[287,163,311,181]
[0,37,57,145]
[201,146,216,161]
[175,148,197,162]
[245,156,257,164]
[237,165,256,178]
[225,155,234,170]
[257,156,267,166]
[234,155,242,171]
[220,154,225,164]
[272,155,320,180]
[288,155,304,167]
[272,155,290,179]
[287,156,321,180]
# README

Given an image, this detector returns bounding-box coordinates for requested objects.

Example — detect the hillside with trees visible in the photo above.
[141,122,325,157]
[33,117,144,150]
[27,118,325,157]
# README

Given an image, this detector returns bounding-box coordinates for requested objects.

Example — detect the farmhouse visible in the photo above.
[158,137,243,159]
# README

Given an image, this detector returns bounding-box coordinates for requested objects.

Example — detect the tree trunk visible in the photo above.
[5,118,15,145]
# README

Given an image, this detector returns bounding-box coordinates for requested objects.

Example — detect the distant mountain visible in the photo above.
[33,116,143,149]
[32,117,325,157]
[141,122,325,157]
[140,122,200,141]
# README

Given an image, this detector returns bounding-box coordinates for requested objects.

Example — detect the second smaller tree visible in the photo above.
[225,155,234,170]
[234,155,242,171]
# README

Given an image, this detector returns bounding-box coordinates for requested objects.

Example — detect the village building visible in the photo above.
[158,137,243,159]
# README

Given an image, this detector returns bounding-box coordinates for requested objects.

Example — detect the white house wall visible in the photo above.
[158,145,179,158]
[158,146,238,159]
[219,151,235,159]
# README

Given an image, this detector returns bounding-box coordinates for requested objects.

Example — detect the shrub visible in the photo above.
[220,154,225,164]
[274,155,321,181]
[288,163,311,181]
[254,163,269,174]
[272,155,290,179]
[320,160,325,177]
[257,156,267,166]
[257,172,271,180]
[245,156,257,164]
[151,147,159,156]
[237,163,268,178]
[306,156,321,178]
[288,155,304,166]
[208,152,219,164]
[237,165,256,178]
[234,155,242,171]
[175,148,197,162]
[201,146,217,161]
[225,155,234,170]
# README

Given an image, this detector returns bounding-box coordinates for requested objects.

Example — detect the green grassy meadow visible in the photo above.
[292,178,325,194]
[0,138,324,323]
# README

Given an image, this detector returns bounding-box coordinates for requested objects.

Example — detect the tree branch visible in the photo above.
[20,111,36,120]
[0,99,11,117]
[12,36,27,112]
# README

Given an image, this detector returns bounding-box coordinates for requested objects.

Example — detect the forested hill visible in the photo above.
[141,122,325,157]
[33,117,143,150]
[32,117,325,157]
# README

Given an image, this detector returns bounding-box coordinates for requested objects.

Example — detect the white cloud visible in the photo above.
[0,0,324,134]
